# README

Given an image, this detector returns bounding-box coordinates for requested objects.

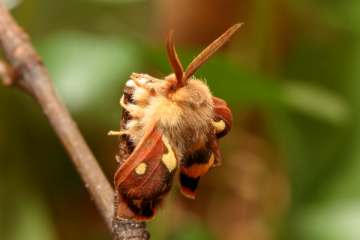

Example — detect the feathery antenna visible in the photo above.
[166,30,185,88]
[166,23,243,89]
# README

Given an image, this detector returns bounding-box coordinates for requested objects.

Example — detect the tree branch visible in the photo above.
[0,0,114,229]
[0,1,149,239]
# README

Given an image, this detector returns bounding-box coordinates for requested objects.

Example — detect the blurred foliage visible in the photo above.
[1,0,360,240]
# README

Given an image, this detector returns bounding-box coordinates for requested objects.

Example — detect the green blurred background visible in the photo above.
[0,0,359,239]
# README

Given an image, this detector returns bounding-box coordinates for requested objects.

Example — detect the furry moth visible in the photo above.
[110,23,241,221]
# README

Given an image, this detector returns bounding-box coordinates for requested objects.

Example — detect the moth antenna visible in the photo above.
[166,30,185,88]
[183,23,243,82]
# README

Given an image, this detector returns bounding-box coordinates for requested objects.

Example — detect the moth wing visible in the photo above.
[212,97,232,138]
[114,123,178,220]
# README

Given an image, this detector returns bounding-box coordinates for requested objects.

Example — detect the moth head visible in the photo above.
[165,23,243,92]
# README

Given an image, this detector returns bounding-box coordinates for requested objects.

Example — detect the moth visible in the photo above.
[109,23,241,221]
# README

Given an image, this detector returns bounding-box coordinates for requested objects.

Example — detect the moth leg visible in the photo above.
[119,95,128,108]
[124,78,152,105]
[120,96,145,118]
[131,73,161,83]
[130,73,149,89]
[108,130,130,136]
[130,73,158,93]
[126,119,142,130]
[132,87,151,105]
[125,77,150,90]
[132,78,151,90]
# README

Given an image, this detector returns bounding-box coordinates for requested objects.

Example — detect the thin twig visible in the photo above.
[0,1,114,229]
[0,60,15,86]
[0,2,149,239]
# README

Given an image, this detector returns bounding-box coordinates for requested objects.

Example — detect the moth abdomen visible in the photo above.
[179,173,200,199]
[179,142,216,199]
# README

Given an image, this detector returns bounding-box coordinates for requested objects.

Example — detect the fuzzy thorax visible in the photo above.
[124,75,214,160]
[154,78,214,159]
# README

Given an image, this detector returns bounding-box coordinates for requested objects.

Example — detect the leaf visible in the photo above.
[288,0,360,33]
[38,32,142,118]
[294,202,360,240]
[282,81,350,125]
[11,195,57,240]
[87,0,146,4]
[4,0,22,9]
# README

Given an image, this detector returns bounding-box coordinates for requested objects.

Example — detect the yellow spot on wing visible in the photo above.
[212,120,226,133]
[161,136,177,172]
[135,163,147,175]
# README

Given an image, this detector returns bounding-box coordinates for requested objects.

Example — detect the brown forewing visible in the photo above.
[213,96,233,138]
[115,86,175,220]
